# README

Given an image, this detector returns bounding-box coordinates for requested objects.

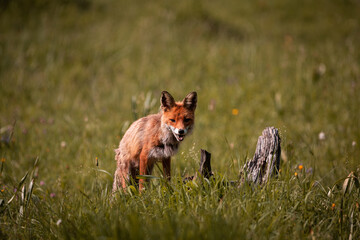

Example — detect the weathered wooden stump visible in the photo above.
[183,149,213,182]
[240,126,281,185]
[199,149,213,179]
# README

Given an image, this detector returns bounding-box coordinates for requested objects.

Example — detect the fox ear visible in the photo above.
[183,92,197,111]
[161,91,175,111]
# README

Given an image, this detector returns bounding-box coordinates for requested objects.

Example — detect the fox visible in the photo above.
[113,91,197,192]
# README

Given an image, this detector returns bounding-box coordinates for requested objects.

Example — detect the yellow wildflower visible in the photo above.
[294,172,298,177]
[298,165,303,170]
[232,108,239,116]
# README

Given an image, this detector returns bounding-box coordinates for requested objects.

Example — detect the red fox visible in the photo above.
[113,91,197,191]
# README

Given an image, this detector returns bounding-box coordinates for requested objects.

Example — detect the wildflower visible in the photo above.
[278,169,282,173]
[50,193,56,198]
[232,108,239,116]
[48,118,54,124]
[331,203,335,210]
[352,141,356,147]
[1,189,4,193]
[60,141,66,148]
[294,172,298,177]
[1,158,5,163]
[298,165,303,170]
[39,118,46,124]
[56,219,62,226]
[39,181,45,186]
[313,64,326,81]
[208,99,216,111]
[318,132,326,140]
[317,63,326,75]
[96,157,99,166]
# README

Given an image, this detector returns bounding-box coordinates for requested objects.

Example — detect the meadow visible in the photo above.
[0,0,359,239]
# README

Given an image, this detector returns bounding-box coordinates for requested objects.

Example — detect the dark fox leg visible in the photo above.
[162,157,171,181]
[129,162,139,187]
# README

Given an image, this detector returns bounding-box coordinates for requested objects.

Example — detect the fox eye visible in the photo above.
[170,119,176,123]
[184,118,191,122]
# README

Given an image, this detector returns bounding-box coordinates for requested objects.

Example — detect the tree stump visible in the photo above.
[199,149,213,179]
[183,149,213,182]
[241,127,281,185]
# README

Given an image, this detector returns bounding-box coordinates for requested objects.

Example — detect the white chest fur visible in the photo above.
[148,143,179,159]
[148,127,179,159]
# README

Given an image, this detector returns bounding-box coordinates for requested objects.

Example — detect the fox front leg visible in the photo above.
[162,157,171,181]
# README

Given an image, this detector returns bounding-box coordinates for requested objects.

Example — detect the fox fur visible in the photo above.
[113,91,197,191]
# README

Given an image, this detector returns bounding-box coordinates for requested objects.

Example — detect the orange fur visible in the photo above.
[113,91,197,191]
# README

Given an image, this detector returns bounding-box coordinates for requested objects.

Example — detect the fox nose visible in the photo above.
[178,129,185,135]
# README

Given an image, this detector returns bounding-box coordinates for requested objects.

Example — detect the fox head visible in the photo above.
[161,91,197,142]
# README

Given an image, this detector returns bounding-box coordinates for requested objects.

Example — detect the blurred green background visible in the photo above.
[0,0,359,238]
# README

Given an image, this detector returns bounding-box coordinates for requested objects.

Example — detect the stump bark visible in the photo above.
[241,127,281,185]
[199,149,213,179]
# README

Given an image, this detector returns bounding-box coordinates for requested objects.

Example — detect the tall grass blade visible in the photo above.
[131,95,138,120]
[21,185,26,204]
[26,179,35,208]
[7,171,29,205]
[137,175,161,180]
[93,168,113,178]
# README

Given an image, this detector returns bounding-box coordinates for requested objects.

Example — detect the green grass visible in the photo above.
[1,0,360,239]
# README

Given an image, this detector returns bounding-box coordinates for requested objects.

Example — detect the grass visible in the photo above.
[1,0,360,239]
